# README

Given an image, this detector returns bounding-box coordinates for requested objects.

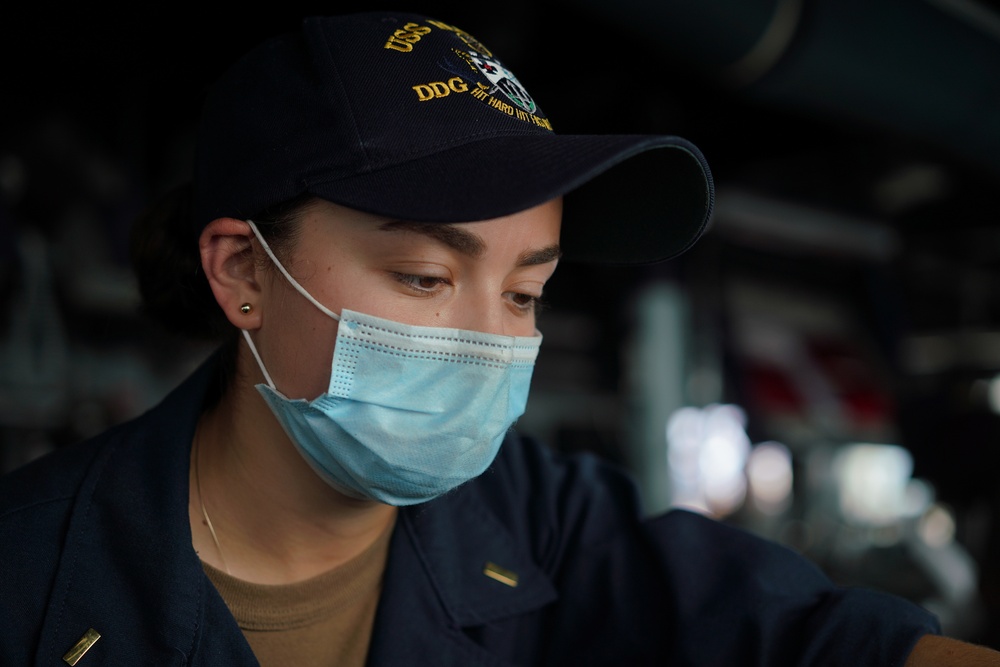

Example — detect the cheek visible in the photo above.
[262,290,341,400]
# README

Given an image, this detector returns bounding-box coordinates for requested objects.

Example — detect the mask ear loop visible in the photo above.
[240,219,343,391]
[242,330,277,390]
[246,219,341,321]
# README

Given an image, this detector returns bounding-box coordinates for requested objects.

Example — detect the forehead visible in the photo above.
[298,197,563,251]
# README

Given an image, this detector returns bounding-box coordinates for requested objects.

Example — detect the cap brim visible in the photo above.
[304,133,714,265]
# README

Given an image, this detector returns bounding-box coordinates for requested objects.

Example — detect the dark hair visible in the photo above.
[129,185,317,404]
[129,183,313,340]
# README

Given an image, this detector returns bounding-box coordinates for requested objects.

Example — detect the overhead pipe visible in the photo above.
[574,0,1000,180]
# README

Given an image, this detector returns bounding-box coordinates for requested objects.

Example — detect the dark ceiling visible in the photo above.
[3,0,999,327]
[4,1,998,215]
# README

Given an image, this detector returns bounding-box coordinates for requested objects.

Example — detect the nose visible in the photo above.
[454,291,509,337]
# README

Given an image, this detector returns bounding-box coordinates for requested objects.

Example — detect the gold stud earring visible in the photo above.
[240,303,253,315]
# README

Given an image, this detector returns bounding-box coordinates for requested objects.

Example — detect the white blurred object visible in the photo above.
[666,403,752,516]
[833,443,915,526]
[919,503,956,548]
[746,441,794,515]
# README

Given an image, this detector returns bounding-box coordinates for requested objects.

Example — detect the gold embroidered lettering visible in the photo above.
[465,82,553,129]
[393,29,420,43]
[426,20,456,31]
[413,84,436,101]
[429,22,493,57]
[428,81,450,97]
[403,22,432,36]
[485,97,514,115]
[413,77,470,101]
[385,23,432,52]
[385,36,413,52]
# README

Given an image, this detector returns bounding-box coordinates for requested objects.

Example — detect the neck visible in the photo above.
[189,354,397,585]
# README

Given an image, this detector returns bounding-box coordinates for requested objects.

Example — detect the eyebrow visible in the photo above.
[517,244,562,266]
[379,220,561,266]
[380,220,486,258]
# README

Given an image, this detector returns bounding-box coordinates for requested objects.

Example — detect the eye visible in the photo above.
[506,291,545,313]
[392,272,451,294]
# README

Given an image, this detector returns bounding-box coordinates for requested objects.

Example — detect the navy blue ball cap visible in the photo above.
[193,11,714,264]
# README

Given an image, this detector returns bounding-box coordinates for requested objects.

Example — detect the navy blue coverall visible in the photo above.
[0,353,939,666]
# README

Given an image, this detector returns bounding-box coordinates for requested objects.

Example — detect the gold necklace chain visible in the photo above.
[195,433,232,575]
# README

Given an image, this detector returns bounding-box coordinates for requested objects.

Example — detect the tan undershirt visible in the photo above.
[202,523,393,667]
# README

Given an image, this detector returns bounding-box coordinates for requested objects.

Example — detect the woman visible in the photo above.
[0,10,991,666]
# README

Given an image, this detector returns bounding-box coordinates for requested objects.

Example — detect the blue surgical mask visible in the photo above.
[241,220,541,506]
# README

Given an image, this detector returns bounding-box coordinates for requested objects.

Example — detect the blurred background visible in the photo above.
[2,0,1000,649]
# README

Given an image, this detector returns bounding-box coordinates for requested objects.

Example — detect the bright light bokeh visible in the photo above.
[746,441,794,515]
[833,443,913,526]
[919,503,956,548]
[666,404,752,516]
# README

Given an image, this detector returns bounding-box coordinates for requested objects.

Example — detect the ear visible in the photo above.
[199,217,263,330]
